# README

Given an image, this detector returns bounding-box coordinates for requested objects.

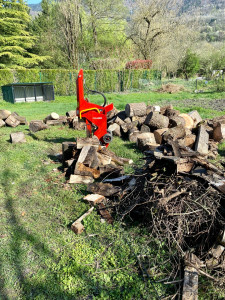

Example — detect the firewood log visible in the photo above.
[188,110,202,127]
[213,122,225,142]
[0,109,11,120]
[195,125,209,155]
[125,102,147,117]
[29,120,47,132]
[179,113,194,129]
[163,125,186,141]
[154,128,168,144]
[5,115,20,128]
[145,112,169,130]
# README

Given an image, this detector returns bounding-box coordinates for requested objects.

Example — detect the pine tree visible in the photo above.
[0,0,48,68]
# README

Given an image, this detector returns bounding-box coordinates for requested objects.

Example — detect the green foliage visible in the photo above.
[178,49,200,80]
[0,69,162,95]
[0,0,48,69]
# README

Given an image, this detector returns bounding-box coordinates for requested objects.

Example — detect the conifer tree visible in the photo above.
[0,0,47,68]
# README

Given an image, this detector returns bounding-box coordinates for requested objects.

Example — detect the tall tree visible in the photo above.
[31,0,67,68]
[0,0,47,68]
[126,0,181,60]
[58,0,81,69]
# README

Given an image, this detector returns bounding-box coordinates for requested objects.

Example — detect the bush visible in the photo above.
[125,60,153,69]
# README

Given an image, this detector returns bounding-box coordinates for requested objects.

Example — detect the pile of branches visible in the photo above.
[113,158,225,287]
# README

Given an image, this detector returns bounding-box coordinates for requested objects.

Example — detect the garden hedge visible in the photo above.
[0,69,161,95]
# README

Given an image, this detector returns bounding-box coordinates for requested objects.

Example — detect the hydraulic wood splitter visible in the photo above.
[76,69,114,147]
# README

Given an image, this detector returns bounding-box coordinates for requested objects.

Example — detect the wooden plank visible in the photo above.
[83,194,105,205]
[69,175,94,184]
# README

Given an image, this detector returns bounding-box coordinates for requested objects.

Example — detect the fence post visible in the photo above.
[39,71,42,83]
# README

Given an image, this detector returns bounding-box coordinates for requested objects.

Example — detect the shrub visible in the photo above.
[125,60,153,69]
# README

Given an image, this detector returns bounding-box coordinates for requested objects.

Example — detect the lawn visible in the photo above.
[0,90,225,299]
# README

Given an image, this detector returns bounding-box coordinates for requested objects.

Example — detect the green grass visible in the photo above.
[0,90,225,299]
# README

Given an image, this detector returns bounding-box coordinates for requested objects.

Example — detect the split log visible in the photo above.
[11,113,27,125]
[66,110,77,118]
[145,112,169,130]
[74,162,100,179]
[182,254,199,300]
[76,145,91,165]
[169,116,185,128]
[10,132,26,144]
[213,123,225,142]
[97,202,113,224]
[140,124,150,133]
[87,182,121,197]
[69,174,94,184]
[209,245,224,259]
[121,121,138,134]
[71,206,94,234]
[97,153,112,165]
[99,148,133,165]
[178,134,196,149]
[62,141,77,165]
[129,131,141,143]
[83,146,99,169]
[83,194,105,205]
[137,133,156,150]
[132,116,146,126]
[108,123,121,137]
[0,119,5,127]
[177,158,194,173]
[188,110,202,127]
[107,107,119,119]
[29,120,48,132]
[99,164,124,177]
[64,159,75,168]
[114,116,125,126]
[76,137,99,149]
[125,102,147,117]
[194,125,209,155]
[72,119,86,130]
[164,108,180,118]
[124,117,132,123]
[163,125,186,141]
[0,109,11,120]
[5,115,20,128]
[179,113,194,129]
[154,128,168,144]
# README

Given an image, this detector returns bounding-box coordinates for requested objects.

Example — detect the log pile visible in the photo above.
[107,104,225,160]
[62,137,133,185]
[0,110,27,128]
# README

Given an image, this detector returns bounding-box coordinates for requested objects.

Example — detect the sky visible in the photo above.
[26,0,41,4]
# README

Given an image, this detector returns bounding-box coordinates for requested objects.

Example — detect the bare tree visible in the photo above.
[58,0,81,69]
[127,0,183,60]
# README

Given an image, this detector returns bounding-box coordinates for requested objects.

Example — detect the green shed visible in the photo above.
[1,82,55,103]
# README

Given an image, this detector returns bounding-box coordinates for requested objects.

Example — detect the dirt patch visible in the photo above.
[156,98,225,111]
[157,84,185,94]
